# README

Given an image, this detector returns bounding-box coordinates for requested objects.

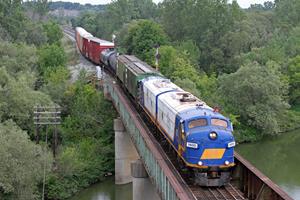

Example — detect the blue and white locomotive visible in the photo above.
[92,30,236,186]
[140,77,235,186]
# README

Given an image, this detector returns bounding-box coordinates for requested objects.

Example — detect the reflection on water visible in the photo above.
[236,129,300,200]
[69,177,132,200]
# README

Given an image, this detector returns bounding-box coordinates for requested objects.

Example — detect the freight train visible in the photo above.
[75,27,236,186]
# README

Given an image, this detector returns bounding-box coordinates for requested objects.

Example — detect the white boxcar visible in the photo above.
[142,77,212,141]
[75,27,93,52]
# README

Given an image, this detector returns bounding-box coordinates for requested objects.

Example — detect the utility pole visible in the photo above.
[33,105,61,200]
[34,105,61,157]
[154,44,160,71]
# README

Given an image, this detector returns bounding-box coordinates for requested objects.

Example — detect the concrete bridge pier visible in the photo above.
[114,118,139,184]
[131,159,161,200]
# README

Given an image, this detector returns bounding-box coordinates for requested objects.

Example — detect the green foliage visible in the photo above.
[34,0,49,19]
[288,56,300,104]
[233,124,261,142]
[120,19,168,62]
[175,40,200,66]
[74,0,158,40]
[43,21,63,45]
[161,0,239,74]
[275,0,300,27]
[0,120,52,200]
[46,137,113,199]
[62,83,116,142]
[38,44,67,75]
[158,45,218,105]
[0,41,38,75]
[45,82,117,199]
[218,62,289,135]
[0,68,53,131]
[0,0,26,40]
[42,66,70,104]
[23,21,48,46]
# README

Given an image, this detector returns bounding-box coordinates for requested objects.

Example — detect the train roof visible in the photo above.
[76,27,93,38]
[88,37,114,46]
[118,55,159,75]
[142,77,226,121]
[179,107,226,121]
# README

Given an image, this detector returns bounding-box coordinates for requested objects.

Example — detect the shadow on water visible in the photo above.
[69,177,132,200]
[236,129,300,200]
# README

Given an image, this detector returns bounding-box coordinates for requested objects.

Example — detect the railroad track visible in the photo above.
[62,26,75,41]
[190,184,246,200]
[64,27,248,200]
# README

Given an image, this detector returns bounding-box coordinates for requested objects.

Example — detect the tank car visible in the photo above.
[100,49,117,73]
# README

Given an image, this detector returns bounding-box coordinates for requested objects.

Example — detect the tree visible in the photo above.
[0,68,53,131]
[38,44,67,75]
[62,83,116,142]
[218,62,289,135]
[0,120,52,200]
[0,0,26,40]
[275,0,300,27]
[42,66,70,104]
[122,19,168,62]
[175,40,201,67]
[46,82,117,199]
[35,0,48,20]
[0,42,38,75]
[158,45,217,104]
[43,21,63,45]
[23,22,48,46]
[288,56,300,105]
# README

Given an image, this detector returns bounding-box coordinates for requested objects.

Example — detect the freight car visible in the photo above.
[76,27,236,186]
[75,27,115,64]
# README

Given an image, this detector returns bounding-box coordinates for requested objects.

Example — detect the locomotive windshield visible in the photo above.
[211,118,228,128]
[188,119,207,129]
[188,118,229,129]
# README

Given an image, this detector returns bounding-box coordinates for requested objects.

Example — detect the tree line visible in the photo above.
[74,0,300,142]
[0,1,116,199]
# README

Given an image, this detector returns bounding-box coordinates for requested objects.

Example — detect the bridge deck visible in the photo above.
[63,27,293,200]
[103,76,293,200]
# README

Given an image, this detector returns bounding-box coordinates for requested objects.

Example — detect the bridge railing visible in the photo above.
[233,153,293,200]
[104,79,195,200]
[104,77,293,200]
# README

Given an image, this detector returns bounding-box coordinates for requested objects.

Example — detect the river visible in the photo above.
[69,177,132,200]
[70,130,300,200]
[237,129,300,200]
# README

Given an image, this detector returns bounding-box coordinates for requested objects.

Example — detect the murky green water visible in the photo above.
[69,177,132,200]
[236,129,300,200]
[70,130,300,200]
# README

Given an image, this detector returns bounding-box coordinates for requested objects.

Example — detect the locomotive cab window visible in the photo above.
[211,118,228,128]
[188,119,207,129]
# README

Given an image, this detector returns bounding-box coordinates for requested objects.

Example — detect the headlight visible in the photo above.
[186,142,198,149]
[225,160,230,165]
[209,132,217,140]
[198,161,203,166]
[227,141,236,148]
